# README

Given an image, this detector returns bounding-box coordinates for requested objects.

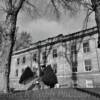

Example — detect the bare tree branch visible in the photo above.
[25,0,41,16]
[16,0,26,13]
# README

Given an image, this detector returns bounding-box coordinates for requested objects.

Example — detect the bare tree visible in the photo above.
[0,0,40,93]
[61,40,76,87]
[49,0,100,47]
[46,0,100,87]
[61,36,85,87]
[14,31,32,51]
[1,0,99,93]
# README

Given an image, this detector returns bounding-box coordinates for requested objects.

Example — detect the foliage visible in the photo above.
[0,26,3,49]
[14,31,32,51]
[19,67,36,84]
[42,65,58,88]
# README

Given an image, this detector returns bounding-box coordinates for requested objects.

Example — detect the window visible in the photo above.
[15,69,18,77]
[33,53,37,61]
[22,56,26,64]
[71,44,76,54]
[22,68,24,74]
[42,51,46,61]
[72,62,77,72]
[72,67,77,72]
[17,58,20,65]
[33,67,38,73]
[53,49,57,58]
[83,41,90,53]
[53,64,57,73]
[84,59,92,71]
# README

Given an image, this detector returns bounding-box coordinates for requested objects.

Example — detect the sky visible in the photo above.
[16,4,96,43]
[0,0,96,43]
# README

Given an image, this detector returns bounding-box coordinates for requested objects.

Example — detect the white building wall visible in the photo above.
[9,31,100,89]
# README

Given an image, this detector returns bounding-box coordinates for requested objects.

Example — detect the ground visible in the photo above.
[0,88,100,100]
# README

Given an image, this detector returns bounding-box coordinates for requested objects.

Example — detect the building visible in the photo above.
[9,26,100,90]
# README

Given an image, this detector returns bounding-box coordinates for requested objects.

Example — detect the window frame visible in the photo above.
[42,51,46,61]
[71,44,77,54]
[84,59,92,71]
[22,56,26,64]
[53,49,57,58]
[22,68,24,74]
[15,69,18,77]
[72,62,77,72]
[17,58,20,65]
[53,63,57,74]
[33,53,37,61]
[83,41,90,53]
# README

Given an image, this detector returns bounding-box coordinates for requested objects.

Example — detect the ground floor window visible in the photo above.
[84,59,92,71]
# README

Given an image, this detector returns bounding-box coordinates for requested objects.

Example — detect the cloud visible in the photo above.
[17,9,96,43]
[18,19,67,42]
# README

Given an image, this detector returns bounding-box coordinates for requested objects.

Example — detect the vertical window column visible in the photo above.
[71,44,77,72]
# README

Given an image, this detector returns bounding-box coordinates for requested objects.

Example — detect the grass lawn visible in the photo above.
[0,88,100,100]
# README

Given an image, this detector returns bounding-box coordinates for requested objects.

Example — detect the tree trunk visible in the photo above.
[95,6,100,48]
[71,52,77,88]
[2,13,17,93]
[37,46,42,77]
[91,0,100,48]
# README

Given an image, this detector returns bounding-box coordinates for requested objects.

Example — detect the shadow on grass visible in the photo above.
[76,88,100,98]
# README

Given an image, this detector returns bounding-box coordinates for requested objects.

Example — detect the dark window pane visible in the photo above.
[53,49,57,58]
[42,52,46,61]
[15,69,18,77]
[17,58,20,65]
[33,53,37,61]
[71,44,76,54]
[22,68,24,74]
[83,41,90,53]
[53,64,57,73]
[22,56,26,64]
[84,59,92,71]
[72,62,77,72]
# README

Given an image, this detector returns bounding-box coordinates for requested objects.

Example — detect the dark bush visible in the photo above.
[42,65,58,88]
[19,67,35,84]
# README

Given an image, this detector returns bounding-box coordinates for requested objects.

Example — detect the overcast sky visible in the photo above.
[17,8,96,43]
[0,1,96,43]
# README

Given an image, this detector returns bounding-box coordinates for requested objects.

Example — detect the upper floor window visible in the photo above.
[72,62,77,72]
[84,59,92,71]
[22,56,26,64]
[53,49,57,58]
[33,67,38,74]
[33,53,37,61]
[71,44,77,54]
[42,51,46,61]
[83,41,90,53]
[15,69,18,77]
[53,64,57,74]
[22,68,24,74]
[17,58,20,65]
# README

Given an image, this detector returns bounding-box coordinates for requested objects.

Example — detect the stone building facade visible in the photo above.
[9,26,100,90]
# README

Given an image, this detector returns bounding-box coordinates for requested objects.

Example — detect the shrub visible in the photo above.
[19,67,35,84]
[42,65,58,88]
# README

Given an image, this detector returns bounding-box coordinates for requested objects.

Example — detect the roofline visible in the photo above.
[13,26,97,56]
